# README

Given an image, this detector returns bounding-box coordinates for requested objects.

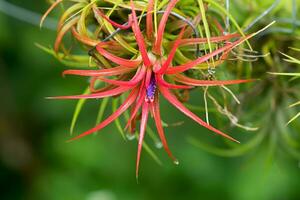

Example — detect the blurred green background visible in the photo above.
[0,0,300,200]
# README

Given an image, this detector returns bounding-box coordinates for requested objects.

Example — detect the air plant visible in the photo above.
[41,0,272,177]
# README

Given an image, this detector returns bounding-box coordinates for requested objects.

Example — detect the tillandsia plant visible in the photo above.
[41,0,273,176]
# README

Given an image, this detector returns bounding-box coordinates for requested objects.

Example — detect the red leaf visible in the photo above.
[156,26,186,74]
[125,89,146,130]
[166,35,252,74]
[96,44,141,68]
[94,7,132,30]
[174,74,254,86]
[213,18,226,35]
[124,77,147,131]
[178,34,240,47]
[63,66,133,77]
[71,27,99,46]
[159,86,239,143]
[68,88,139,141]
[150,95,178,162]
[47,86,131,100]
[136,102,150,179]
[153,0,179,55]
[130,0,152,67]
[146,0,155,39]
[98,65,146,86]
[156,74,193,89]
[89,78,117,93]
[166,43,234,74]
[145,68,153,88]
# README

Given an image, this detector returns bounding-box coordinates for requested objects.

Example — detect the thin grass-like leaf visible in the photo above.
[197,0,215,66]
[58,2,86,30]
[112,98,126,140]
[279,52,300,65]
[95,98,109,135]
[68,88,138,141]
[187,130,266,157]
[286,112,300,125]
[93,5,138,54]
[136,103,150,178]
[40,0,63,28]
[289,101,300,108]
[205,0,252,49]
[36,43,91,66]
[134,133,162,166]
[159,86,239,143]
[70,87,90,135]
[268,72,300,76]
[55,16,80,52]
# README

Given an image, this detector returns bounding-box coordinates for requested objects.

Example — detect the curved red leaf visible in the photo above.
[68,88,139,141]
[153,0,179,55]
[94,7,132,30]
[96,44,141,68]
[63,66,133,77]
[159,86,239,143]
[150,96,178,163]
[47,86,131,100]
[174,74,254,86]
[136,102,150,179]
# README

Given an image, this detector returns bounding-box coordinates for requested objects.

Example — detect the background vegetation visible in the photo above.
[0,0,299,200]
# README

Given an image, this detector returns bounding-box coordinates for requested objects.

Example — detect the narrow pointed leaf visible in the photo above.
[48,86,131,100]
[153,0,179,55]
[112,98,126,140]
[130,0,152,67]
[150,96,178,162]
[159,86,239,143]
[70,87,90,135]
[174,74,254,86]
[40,0,63,28]
[63,66,133,77]
[94,7,132,29]
[146,0,154,39]
[68,88,138,141]
[96,44,141,68]
[157,26,186,74]
[136,102,150,178]
[156,74,193,89]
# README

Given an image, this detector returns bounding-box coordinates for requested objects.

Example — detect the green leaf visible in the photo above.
[94,97,110,135]
[70,87,90,135]
[280,52,300,65]
[112,98,126,140]
[35,43,94,68]
[286,112,300,126]
[187,131,266,157]
[135,133,162,166]
[289,101,300,108]
[268,72,300,76]
[205,0,252,50]
[197,0,213,55]
[146,126,162,148]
